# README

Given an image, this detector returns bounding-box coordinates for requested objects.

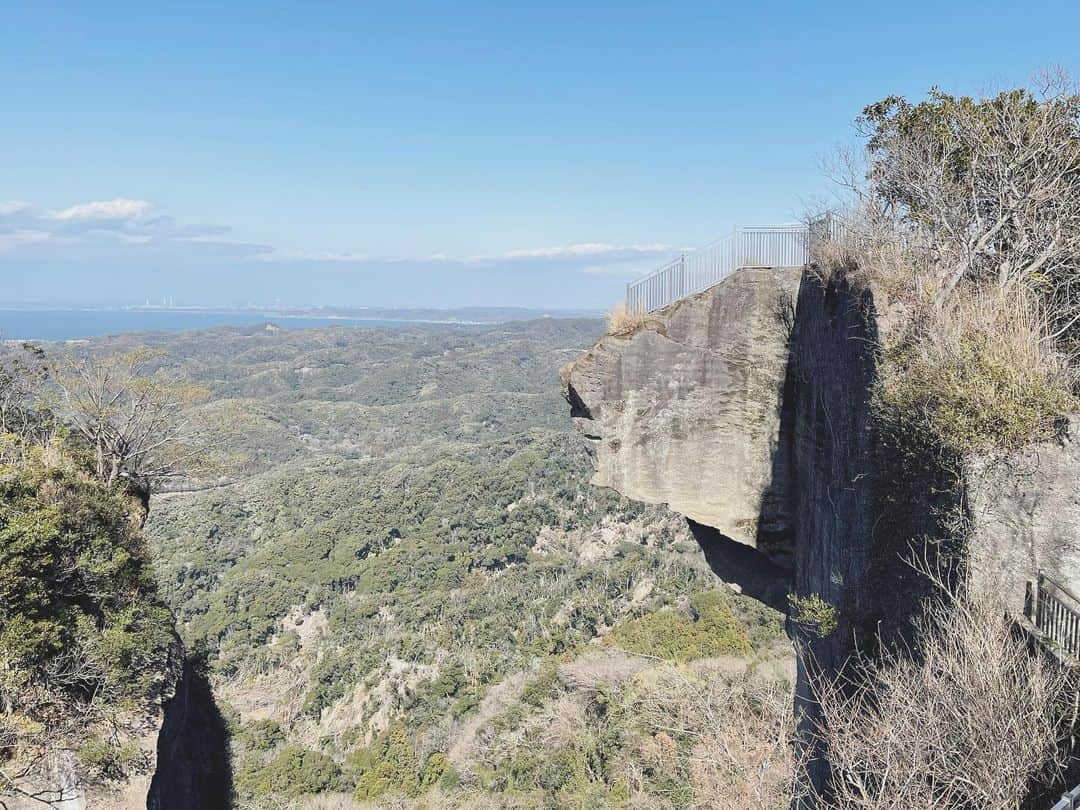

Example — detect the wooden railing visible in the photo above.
[1028,572,1080,661]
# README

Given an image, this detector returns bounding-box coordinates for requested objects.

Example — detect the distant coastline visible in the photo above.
[0,305,602,342]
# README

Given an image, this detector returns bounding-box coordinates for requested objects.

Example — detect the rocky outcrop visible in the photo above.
[966,417,1080,614]
[565,267,1080,633]
[147,660,232,810]
[561,267,801,557]
[564,265,1080,802]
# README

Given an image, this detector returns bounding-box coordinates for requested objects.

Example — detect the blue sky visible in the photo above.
[2,1,1078,309]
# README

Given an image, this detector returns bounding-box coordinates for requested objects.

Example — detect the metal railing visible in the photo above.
[1052,783,1080,810]
[626,223,811,313]
[1028,572,1080,661]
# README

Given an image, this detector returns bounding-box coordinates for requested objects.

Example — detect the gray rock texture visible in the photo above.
[561,267,801,552]
[966,416,1080,615]
[564,265,1080,803]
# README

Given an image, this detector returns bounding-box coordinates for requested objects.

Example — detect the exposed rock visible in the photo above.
[784,273,953,664]
[966,416,1080,614]
[147,660,232,810]
[564,265,1080,803]
[561,267,801,553]
[565,266,1080,638]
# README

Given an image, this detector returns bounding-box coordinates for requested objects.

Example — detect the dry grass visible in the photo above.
[806,581,1075,809]
[605,302,649,337]
[809,206,938,306]
[625,659,799,809]
[878,285,1077,453]
[814,205,1077,455]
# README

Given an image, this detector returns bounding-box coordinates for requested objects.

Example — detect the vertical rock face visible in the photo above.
[561,267,802,558]
[966,417,1080,614]
[147,660,232,810]
[784,274,959,669]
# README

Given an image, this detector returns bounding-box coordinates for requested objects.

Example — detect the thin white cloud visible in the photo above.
[480,242,670,262]
[0,201,31,216]
[582,263,654,277]
[50,198,151,222]
[252,248,370,263]
[0,229,54,252]
[0,198,268,258]
[0,198,674,280]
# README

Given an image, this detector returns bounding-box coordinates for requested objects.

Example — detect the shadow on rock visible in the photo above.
[687,518,792,613]
[147,656,232,810]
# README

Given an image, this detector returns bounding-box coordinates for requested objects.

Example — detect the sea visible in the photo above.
[0,309,423,342]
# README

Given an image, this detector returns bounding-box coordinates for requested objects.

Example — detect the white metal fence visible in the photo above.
[1052,784,1080,810]
[626,224,811,313]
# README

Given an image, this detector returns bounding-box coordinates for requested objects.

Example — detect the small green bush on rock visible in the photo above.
[788,593,839,637]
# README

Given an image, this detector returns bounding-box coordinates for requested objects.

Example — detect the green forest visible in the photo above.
[114,318,787,808]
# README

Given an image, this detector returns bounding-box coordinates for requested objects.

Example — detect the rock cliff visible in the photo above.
[562,267,801,556]
[564,264,1080,705]
[966,417,1080,614]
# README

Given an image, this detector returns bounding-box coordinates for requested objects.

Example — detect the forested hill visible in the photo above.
[117,317,787,808]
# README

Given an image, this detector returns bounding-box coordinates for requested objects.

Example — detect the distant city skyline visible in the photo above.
[2,2,1078,309]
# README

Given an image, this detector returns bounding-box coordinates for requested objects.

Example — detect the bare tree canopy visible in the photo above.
[851,71,1080,342]
[0,344,55,445]
[55,349,210,492]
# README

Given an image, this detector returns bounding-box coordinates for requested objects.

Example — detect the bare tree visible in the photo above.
[853,71,1080,331]
[55,349,210,493]
[0,343,57,446]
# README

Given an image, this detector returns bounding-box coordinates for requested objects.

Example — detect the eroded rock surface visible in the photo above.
[967,416,1080,614]
[561,267,801,553]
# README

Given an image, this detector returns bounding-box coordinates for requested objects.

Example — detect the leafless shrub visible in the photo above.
[0,343,61,448]
[556,648,651,695]
[808,203,937,306]
[626,660,801,809]
[805,580,1076,809]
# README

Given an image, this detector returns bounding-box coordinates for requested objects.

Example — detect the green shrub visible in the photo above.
[243,745,341,797]
[432,661,466,697]
[0,440,174,723]
[240,718,286,752]
[788,593,838,637]
[611,590,751,661]
[521,659,559,707]
[421,752,457,789]
[538,748,587,792]
[77,737,143,781]
[351,724,421,800]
